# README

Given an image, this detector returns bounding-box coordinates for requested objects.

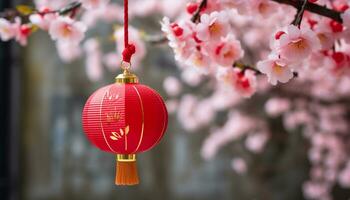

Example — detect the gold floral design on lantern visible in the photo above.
[110,125,130,150]
[106,110,121,123]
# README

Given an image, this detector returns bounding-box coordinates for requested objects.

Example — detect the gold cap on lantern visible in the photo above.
[115,61,139,84]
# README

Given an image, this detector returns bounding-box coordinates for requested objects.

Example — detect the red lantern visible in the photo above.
[82,66,168,185]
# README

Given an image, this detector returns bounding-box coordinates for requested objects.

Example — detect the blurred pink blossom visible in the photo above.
[231,158,247,174]
[0,18,17,41]
[81,0,110,10]
[265,97,291,117]
[56,41,82,63]
[83,39,103,81]
[163,76,182,96]
[245,132,269,153]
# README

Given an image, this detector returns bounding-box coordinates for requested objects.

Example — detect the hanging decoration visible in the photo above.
[82,0,168,186]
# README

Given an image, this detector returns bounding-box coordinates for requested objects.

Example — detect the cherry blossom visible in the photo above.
[265,97,291,117]
[163,76,183,96]
[211,34,244,67]
[341,9,350,29]
[29,9,57,30]
[83,38,103,81]
[49,17,87,44]
[257,55,294,85]
[161,17,195,63]
[231,158,247,174]
[13,18,32,46]
[245,132,269,153]
[56,41,82,63]
[0,18,16,41]
[216,68,257,97]
[274,25,321,63]
[249,0,279,17]
[81,0,110,10]
[196,11,230,42]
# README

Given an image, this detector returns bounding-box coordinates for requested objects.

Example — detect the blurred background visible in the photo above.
[1,0,350,200]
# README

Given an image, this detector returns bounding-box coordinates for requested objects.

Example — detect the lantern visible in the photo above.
[82,64,168,185]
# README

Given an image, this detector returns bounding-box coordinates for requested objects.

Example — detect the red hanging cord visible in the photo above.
[122,0,136,63]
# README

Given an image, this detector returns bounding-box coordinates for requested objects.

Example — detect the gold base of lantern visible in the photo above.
[115,62,139,84]
[115,154,139,186]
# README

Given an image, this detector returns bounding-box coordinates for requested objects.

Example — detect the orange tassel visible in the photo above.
[115,154,139,186]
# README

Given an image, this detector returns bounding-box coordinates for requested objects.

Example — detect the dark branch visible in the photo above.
[191,0,207,23]
[271,0,343,23]
[233,62,298,77]
[234,62,262,74]
[56,1,81,16]
[292,0,308,26]
[0,1,81,21]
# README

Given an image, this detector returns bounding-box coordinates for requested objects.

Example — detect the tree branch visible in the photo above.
[233,62,298,77]
[271,0,343,23]
[0,1,81,21]
[191,0,208,23]
[292,0,308,26]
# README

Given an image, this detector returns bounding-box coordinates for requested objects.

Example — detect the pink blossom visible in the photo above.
[160,0,188,18]
[34,0,68,10]
[181,67,203,87]
[249,0,279,17]
[194,99,216,125]
[163,76,182,96]
[211,34,244,67]
[265,97,291,117]
[81,0,110,10]
[341,10,350,29]
[257,55,294,85]
[103,52,120,71]
[275,25,320,63]
[231,158,247,174]
[13,18,31,46]
[83,39,103,81]
[201,112,256,159]
[165,99,178,114]
[219,0,248,14]
[245,132,269,153]
[185,49,212,74]
[49,17,87,44]
[177,94,201,131]
[303,181,330,200]
[283,110,313,130]
[339,164,350,187]
[129,0,158,17]
[314,19,336,50]
[216,68,257,97]
[0,18,16,41]
[196,11,230,42]
[81,3,123,27]
[209,84,242,111]
[29,9,57,30]
[56,41,82,63]
[114,26,146,68]
[161,17,195,62]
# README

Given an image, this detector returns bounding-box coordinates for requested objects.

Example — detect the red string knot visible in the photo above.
[122,44,136,63]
